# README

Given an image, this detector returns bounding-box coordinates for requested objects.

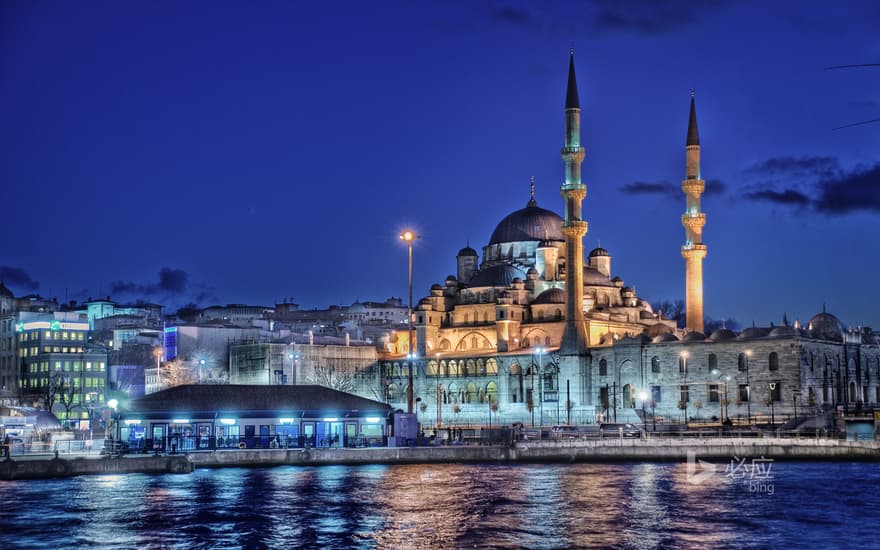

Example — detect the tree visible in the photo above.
[651,299,685,327]
[55,373,80,423]
[162,358,197,388]
[308,363,355,393]
[39,371,67,413]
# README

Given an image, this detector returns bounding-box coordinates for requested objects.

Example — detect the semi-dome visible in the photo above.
[652,333,680,343]
[488,202,564,245]
[768,325,797,338]
[533,288,566,305]
[738,327,770,340]
[583,266,612,285]
[807,311,845,342]
[457,246,478,257]
[588,247,609,258]
[468,264,526,288]
[682,331,706,342]
[708,328,737,342]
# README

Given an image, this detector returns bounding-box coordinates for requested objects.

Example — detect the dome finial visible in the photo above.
[527,176,537,207]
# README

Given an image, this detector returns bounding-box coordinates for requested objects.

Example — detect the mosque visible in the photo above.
[376,52,880,429]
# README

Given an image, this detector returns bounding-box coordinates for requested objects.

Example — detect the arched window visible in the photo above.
[466,382,478,403]
[545,336,551,346]
[447,382,458,403]
[651,356,660,374]
[486,381,498,403]
[427,361,438,376]
[393,364,401,378]
[769,352,779,371]
[440,360,448,376]
[523,337,530,348]
[464,313,470,324]
[708,353,717,371]
[599,358,608,376]
[466,359,476,376]
[738,353,747,372]
[554,309,562,320]
[472,336,478,350]
[486,358,498,375]
[439,339,451,351]
[538,311,545,321]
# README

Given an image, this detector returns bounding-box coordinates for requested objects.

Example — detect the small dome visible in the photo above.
[489,203,564,245]
[445,275,458,282]
[708,328,737,342]
[652,333,680,343]
[512,277,523,284]
[349,302,366,313]
[526,267,538,275]
[738,327,770,340]
[682,331,706,342]
[533,288,566,305]
[639,310,655,320]
[589,247,610,258]
[583,266,612,285]
[468,265,526,288]
[807,311,845,342]
[768,325,797,338]
[430,283,443,291]
[457,246,478,257]
[0,282,13,298]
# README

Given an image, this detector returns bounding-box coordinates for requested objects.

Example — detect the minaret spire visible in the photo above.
[560,50,589,354]
[682,91,707,333]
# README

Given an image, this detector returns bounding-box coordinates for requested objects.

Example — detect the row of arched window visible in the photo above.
[426,358,499,377]
[385,381,499,404]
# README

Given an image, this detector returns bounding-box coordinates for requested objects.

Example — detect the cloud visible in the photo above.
[814,164,880,214]
[488,6,533,27]
[621,178,726,198]
[745,189,812,206]
[743,156,880,215]
[589,0,729,35]
[744,155,839,179]
[0,266,40,291]
[111,267,189,296]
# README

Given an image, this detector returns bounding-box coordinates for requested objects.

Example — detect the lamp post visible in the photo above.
[679,351,689,424]
[198,358,206,384]
[436,353,442,430]
[107,398,120,456]
[153,346,163,391]
[768,382,777,425]
[400,230,417,414]
[535,347,544,427]
[745,350,752,425]
[638,390,649,435]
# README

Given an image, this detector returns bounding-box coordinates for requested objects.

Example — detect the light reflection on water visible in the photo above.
[0,462,878,549]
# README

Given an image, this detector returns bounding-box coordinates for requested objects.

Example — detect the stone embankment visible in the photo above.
[2,438,877,480]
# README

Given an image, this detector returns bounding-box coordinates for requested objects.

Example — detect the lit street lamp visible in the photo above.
[745,350,752,425]
[534,347,544,427]
[768,382,777,425]
[107,398,120,456]
[400,230,417,414]
[679,351,689,424]
[153,346,163,391]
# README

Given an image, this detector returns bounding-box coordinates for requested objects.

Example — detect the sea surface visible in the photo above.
[1,461,877,549]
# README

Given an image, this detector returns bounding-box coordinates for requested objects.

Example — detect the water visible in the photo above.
[1,462,878,549]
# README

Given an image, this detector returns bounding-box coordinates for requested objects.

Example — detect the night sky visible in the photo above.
[2,1,879,329]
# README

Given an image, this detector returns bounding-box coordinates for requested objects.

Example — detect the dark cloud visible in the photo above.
[589,0,729,35]
[814,163,880,214]
[621,179,726,199]
[111,267,189,296]
[744,155,839,179]
[743,157,880,215]
[745,189,812,207]
[0,266,40,291]
[488,6,533,27]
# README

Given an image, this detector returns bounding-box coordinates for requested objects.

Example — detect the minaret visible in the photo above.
[681,91,707,333]
[560,50,589,355]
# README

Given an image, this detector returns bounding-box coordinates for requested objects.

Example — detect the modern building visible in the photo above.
[0,283,58,397]
[14,311,108,428]
[121,384,392,451]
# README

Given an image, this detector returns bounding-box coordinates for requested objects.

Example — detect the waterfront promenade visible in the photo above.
[2,436,878,480]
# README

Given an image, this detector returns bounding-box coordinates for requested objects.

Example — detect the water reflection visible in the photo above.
[0,462,877,549]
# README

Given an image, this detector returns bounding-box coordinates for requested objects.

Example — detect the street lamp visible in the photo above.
[400,230,417,414]
[745,349,752,425]
[534,347,544,427]
[638,390,649,435]
[107,398,120,455]
[679,351,689,424]
[153,346,163,391]
[768,382,777,425]
[198,358,206,383]
[435,353,442,430]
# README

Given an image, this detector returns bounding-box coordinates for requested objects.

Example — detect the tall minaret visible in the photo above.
[681,91,707,333]
[560,50,589,355]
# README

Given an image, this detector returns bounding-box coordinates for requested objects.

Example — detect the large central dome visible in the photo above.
[488,202,564,245]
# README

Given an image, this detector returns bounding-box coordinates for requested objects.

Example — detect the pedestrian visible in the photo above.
[1,434,10,458]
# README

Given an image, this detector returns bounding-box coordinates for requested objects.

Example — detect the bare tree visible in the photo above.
[162,358,197,388]
[308,363,355,393]
[651,299,685,327]
[55,373,80,422]
[38,371,66,413]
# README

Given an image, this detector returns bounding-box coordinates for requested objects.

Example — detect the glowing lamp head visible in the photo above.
[638,391,648,401]
[107,399,118,410]
[400,230,416,242]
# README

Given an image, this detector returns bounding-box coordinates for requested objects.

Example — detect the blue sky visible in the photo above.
[2,0,879,328]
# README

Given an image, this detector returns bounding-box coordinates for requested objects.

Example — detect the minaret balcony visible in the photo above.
[681,179,705,195]
[681,213,706,232]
